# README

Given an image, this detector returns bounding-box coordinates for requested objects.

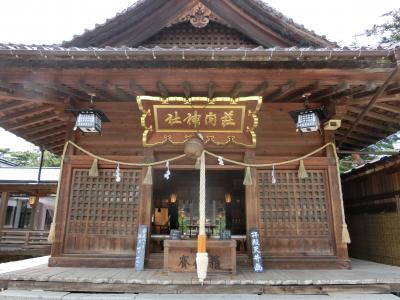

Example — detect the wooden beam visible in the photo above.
[310,82,350,102]
[18,121,66,136]
[0,101,30,112]
[286,81,319,102]
[340,122,386,140]
[49,83,87,101]
[230,82,242,98]
[78,81,110,101]
[351,81,378,98]
[339,138,367,148]
[336,131,378,145]
[129,81,146,96]
[103,81,133,101]
[208,81,216,99]
[341,114,395,133]
[156,81,169,98]
[29,129,66,143]
[386,81,400,94]
[268,80,297,102]
[0,82,64,105]
[34,133,66,144]
[348,94,400,105]
[0,106,53,125]
[338,66,399,147]
[347,106,400,125]
[374,103,400,114]
[6,114,58,131]
[42,138,66,150]
[182,81,191,99]
[250,81,268,96]
[22,82,59,99]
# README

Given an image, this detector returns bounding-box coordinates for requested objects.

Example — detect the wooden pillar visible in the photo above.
[0,192,10,237]
[324,130,350,264]
[13,200,22,228]
[50,115,75,258]
[139,148,154,260]
[244,149,258,256]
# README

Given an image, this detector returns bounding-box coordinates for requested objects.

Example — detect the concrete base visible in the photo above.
[0,290,399,299]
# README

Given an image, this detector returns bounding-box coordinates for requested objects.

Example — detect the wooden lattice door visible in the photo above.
[258,170,334,256]
[65,169,141,254]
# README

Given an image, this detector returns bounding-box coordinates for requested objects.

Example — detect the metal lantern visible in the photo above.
[296,109,320,133]
[289,108,325,134]
[74,109,105,133]
[66,94,109,134]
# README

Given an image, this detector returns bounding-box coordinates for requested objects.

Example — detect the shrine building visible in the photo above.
[0,0,399,273]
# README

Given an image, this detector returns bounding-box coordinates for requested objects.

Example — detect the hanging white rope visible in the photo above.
[196,151,208,284]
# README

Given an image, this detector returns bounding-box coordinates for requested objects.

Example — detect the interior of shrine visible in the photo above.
[151,170,246,251]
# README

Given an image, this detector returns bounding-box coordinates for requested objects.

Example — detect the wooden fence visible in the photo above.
[0,230,50,246]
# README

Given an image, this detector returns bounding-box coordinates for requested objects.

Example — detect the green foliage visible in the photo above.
[339,133,399,173]
[364,9,400,46]
[0,148,60,167]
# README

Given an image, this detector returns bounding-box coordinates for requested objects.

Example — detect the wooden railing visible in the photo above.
[0,229,51,246]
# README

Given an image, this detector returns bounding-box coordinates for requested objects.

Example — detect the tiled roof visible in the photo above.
[0,43,395,61]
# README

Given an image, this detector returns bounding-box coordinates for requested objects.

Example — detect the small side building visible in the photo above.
[342,154,400,266]
[0,167,58,260]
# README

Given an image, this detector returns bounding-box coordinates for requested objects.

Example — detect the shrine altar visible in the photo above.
[163,240,236,274]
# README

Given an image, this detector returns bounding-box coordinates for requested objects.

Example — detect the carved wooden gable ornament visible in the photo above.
[137,96,262,147]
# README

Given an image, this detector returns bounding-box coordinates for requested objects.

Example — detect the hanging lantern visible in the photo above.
[67,93,109,134]
[28,196,37,206]
[224,193,232,204]
[170,193,177,203]
[184,134,204,159]
[289,93,326,135]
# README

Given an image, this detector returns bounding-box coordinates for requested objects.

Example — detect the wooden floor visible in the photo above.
[0,259,399,294]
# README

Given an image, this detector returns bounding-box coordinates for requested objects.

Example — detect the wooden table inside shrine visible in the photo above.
[164,239,236,274]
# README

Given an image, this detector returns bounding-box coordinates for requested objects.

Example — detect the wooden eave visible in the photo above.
[62,0,335,48]
[0,182,57,195]
[0,46,399,154]
[341,154,400,182]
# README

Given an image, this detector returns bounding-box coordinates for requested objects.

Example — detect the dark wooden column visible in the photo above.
[324,130,350,266]
[50,116,75,258]
[139,148,154,260]
[244,149,258,256]
[0,191,10,237]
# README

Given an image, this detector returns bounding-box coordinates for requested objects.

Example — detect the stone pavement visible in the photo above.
[0,290,399,299]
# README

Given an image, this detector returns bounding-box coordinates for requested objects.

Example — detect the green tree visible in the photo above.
[340,9,400,173]
[364,9,400,46]
[0,148,60,167]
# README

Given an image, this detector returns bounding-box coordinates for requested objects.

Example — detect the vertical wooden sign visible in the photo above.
[250,228,264,272]
[135,225,148,271]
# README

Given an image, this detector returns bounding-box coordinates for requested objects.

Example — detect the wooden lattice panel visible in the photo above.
[65,169,141,254]
[140,21,258,49]
[257,170,333,256]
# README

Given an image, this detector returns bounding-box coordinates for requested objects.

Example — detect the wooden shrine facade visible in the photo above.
[0,0,399,269]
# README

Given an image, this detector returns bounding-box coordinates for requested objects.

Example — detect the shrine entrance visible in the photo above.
[150,170,246,254]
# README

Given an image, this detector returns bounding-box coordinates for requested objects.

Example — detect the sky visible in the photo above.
[0,0,399,151]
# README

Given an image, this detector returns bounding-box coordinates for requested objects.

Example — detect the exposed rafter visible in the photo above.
[230,82,242,98]
[250,81,268,96]
[208,81,216,99]
[182,81,191,99]
[6,114,59,131]
[0,106,53,125]
[338,66,399,147]
[310,82,350,102]
[156,81,169,98]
